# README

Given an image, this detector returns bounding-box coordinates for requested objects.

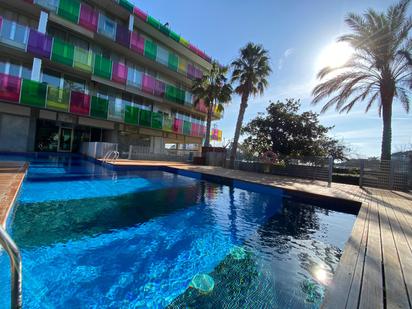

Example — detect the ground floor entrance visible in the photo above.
[35,119,104,153]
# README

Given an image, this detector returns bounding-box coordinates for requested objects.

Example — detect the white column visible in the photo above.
[128,15,134,32]
[38,11,48,34]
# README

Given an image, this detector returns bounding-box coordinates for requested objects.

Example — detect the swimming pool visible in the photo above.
[0,154,358,308]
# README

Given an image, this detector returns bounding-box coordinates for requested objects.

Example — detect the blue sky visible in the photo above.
[134,0,412,158]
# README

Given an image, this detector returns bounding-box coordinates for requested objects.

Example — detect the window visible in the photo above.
[42,69,61,88]
[64,75,85,92]
[69,35,89,50]
[8,63,20,77]
[21,66,31,80]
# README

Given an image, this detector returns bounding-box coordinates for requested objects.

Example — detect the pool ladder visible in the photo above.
[0,226,22,309]
[102,150,119,164]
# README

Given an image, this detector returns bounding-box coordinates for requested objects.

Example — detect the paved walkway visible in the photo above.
[111,159,412,309]
[0,161,27,228]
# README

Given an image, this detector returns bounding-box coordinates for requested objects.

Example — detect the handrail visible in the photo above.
[0,226,22,309]
[102,150,119,164]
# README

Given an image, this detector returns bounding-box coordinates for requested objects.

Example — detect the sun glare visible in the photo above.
[316,42,353,70]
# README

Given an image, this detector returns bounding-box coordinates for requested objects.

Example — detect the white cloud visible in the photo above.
[277,48,295,71]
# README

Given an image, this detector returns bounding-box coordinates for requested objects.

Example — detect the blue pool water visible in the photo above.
[0,154,357,308]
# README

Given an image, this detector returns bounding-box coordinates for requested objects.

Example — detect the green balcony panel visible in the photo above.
[74,47,93,72]
[51,38,74,67]
[46,86,70,112]
[144,39,157,61]
[119,0,134,13]
[20,79,47,108]
[57,0,80,24]
[169,31,180,42]
[183,121,191,135]
[151,112,163,129]
[124,104,139,124]
[90,96,109,119]
[139,109,151,127]
[168,53,179,72]
[93,54,112,80]
[165,85,177,102]
[163,115,173,131]
[147,16,161,29]
[159,24,170,36]
[176,88,185,104]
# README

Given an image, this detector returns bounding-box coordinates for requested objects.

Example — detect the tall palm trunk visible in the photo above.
[229,93,249,168]
[380,80,394,161]
[204,102,213,147]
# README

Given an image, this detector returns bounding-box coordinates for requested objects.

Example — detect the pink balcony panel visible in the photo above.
[201,125,207,137]
[112,62,127,84]
[196,99,208,113]
[173,118,183,133]
[0,73,21,103]
[79,3,98,32]
[130,32,144,55]
[187,63,196,79]
[154,79,165,97]
[133,7,148,21]
[142,74,155,95]
[70,91,90,115]
[191,123,200,137]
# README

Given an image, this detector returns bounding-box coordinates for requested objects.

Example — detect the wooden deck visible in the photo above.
[111,160,412,309]
[0,161,27,228]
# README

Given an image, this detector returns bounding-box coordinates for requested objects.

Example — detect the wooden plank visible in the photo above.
[321,202,369,309]
[378,193,410,309]
[359,200,384,309]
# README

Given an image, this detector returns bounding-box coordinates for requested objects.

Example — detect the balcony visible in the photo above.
[0,19,28,50]
[57,0,81,24]
[133,7,147,21]
[46,86,70,111]
[151,112,163,129]
[107,98,125,122]
[70,91,90,115]
[139,109,152,127]
[79,3,98,32]
[191,123,200,137]
[51,38,74,67]
[124,103,139,124]
[162,115,173,132]
[74,46,93,72]
[0,73,21,103]
[141,74,156,95]
[173,118,183,134]
[112,62,127,84]
[98,14,117,40]
[90,96,109,119]
[119,0,134,13]
[93,54,112,80]
[126,68,143,89]
[27,29,52,59]
[34,0,59,12]
[183,121,191,135]
[154,79,165,97]
[168,53,179,72]
[165,85,185,104]
[20,79,47,108]
[156,46,169,66]
[185,92,193,106]
[130,32,144,55]
[115,24,130,48]
[144,39,157,61]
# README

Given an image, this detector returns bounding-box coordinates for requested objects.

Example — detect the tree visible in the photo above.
[192,61,232,147]
[241,99,348,160]
[229,43,272,167]
[312,0,412,161]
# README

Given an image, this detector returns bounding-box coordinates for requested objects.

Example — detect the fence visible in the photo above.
[226,156,333,185]
[128,145,200,163]
[80,142,118,159]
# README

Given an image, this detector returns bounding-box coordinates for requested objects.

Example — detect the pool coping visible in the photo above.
[0,161,28,228]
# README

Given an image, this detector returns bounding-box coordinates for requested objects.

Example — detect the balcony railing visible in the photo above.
[0,19,28,50]
[90,96,109,119]
[46,85,70,112]
[27,29,52,59]
[0,73,21,103]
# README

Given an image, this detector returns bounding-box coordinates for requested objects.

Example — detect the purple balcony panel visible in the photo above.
[70,91,90,115]
[27,29,52,59]
[187,63,196,79]
[79,3,98,32]
[112,62,127,84]
[194,67,203,79]
[116,23,130,48]
[130,31,144,55]
[142,74,155,95]
[133,7,148,21]
[154,79,165,97]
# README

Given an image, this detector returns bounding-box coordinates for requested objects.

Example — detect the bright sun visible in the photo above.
[316,42,354,70]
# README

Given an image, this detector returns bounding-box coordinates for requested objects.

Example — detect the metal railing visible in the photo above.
[0,226,22,309]
[102,150,119,164]
[128,145,200,163]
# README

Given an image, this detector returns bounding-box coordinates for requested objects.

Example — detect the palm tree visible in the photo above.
[312,0,412,161]
[192,61,232,147]
[229,43,272,167]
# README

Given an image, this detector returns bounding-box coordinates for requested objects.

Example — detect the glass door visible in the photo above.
[58,127,73,152]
